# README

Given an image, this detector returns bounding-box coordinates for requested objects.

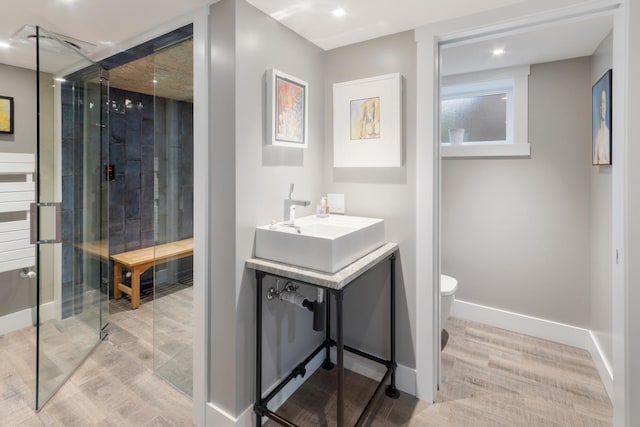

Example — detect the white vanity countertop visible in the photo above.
[246,242,398,290]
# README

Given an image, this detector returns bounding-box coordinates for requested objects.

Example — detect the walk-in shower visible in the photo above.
[0,24,193,413]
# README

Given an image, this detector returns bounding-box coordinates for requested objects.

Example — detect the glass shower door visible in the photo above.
[152,37,194,396]
[35,26,108,409]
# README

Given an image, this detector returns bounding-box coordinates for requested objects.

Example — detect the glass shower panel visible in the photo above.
[35,26,108,409]
[152,39,194,396]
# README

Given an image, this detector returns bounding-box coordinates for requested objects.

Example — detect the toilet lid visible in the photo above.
[441,274,458,296]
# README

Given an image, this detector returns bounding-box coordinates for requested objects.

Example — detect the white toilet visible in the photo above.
[440,274,458,330]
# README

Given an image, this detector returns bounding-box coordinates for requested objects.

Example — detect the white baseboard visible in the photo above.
[330,348,416,397]
[451,299,592,349]
[207,350,326,427]
[587,331,613,400]
[0,307,33,335]
[265,349,327,414]
[40,300,59,323]
[206,402,253,427]
[451,299,613,402]
[0,301,58,335]
[206,347,417,426]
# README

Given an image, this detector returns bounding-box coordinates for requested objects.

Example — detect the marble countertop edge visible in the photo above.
[246,242,398,290]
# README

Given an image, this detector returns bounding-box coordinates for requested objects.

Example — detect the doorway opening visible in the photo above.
[434,9,614,418]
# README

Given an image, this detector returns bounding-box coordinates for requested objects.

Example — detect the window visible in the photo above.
[440,66,530,158]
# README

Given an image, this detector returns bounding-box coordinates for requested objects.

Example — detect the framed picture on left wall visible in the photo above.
[0,96,14,134]
[266,69,308,148]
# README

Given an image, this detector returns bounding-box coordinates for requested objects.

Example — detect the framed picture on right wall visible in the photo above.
[592,69,612,165]
[333,73,402,167]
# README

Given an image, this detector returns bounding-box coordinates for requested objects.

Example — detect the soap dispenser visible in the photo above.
[317,196,329,218]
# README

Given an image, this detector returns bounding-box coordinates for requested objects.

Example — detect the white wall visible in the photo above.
[441,56,592,327]
[208,0,325,416]
[590,31,613,371]
[323,31,417,369]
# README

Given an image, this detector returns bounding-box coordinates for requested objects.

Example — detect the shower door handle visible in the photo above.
[30,202,62,244]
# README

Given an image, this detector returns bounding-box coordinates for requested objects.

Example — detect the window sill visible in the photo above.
[441,143,530,158]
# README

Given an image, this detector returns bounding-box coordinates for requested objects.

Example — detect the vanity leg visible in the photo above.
[386,252,400,399]
[336,290,344,427]
[254,271,265,425]
[322,291,335,370]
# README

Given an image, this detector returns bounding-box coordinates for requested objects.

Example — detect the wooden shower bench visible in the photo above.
[112,238,193,309]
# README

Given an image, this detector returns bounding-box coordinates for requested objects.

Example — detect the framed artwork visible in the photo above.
[0,96,14,134]
[266,69,308,148]
[592,69,612,165]
[333,73,402,167]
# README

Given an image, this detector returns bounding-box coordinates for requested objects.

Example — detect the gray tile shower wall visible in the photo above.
[61,85,194,313]
[107,87,194,289]
[61,83,83,318]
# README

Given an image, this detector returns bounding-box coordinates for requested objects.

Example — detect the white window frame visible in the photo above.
[440,65,530,158]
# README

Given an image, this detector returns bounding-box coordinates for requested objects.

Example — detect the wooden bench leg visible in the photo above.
[114,262,122,300]
[131,267,141,310]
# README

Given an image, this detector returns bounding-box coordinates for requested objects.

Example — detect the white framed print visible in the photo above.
[266,69,308,148]
[333,73,402,167]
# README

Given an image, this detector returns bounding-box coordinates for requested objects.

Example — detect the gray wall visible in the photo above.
[441,57,592,327]
[0,64,52,318]
[209,0,238,411]
[0,64,36,154]
[209,0,325,415]
[324,31,417,368]
[590,31,613,366]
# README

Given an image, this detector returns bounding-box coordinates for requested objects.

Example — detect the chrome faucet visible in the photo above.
[284,184,310,223]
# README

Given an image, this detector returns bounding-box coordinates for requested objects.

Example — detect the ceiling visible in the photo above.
[0,0,210,71]
[109,40,194,102]
[441,14,613,76]
[0,0,532,72]
[245,0,527,50]
[0,0,613,98]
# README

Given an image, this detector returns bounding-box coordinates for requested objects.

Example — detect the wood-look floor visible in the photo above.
[2,309,611,426]
[266,317,612,426]
[110,281,193,395]
[0,286,193,426]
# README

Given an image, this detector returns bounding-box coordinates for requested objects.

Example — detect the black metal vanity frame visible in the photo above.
[251,245,399,427]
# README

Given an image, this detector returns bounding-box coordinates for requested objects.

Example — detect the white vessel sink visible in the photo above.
[255,215,385,273]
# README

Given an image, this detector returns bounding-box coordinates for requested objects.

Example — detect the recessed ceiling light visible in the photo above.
[332,8,347,17]
[492,48,505,56]
[0,41,11,49]
[54,77,66,82]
